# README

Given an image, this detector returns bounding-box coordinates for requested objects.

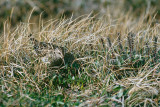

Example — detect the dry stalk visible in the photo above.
[128,32,135,61]
[153,36,158,62]
[117,32,123,52]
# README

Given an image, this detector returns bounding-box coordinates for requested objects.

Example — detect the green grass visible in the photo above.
[0,10,160,106]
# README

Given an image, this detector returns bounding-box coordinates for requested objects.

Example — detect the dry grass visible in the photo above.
[0,9,160,106]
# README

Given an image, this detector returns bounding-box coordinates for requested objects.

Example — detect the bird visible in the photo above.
[29,34,75,69]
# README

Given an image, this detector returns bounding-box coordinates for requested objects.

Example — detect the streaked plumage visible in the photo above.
[29,34,74,68]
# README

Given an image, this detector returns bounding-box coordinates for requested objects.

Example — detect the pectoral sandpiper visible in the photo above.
[29,34,74,69]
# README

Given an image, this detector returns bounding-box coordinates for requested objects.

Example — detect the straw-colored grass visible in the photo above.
[0,9,159,106]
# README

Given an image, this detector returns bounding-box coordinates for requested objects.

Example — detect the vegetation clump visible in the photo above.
[0,9,160,107]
